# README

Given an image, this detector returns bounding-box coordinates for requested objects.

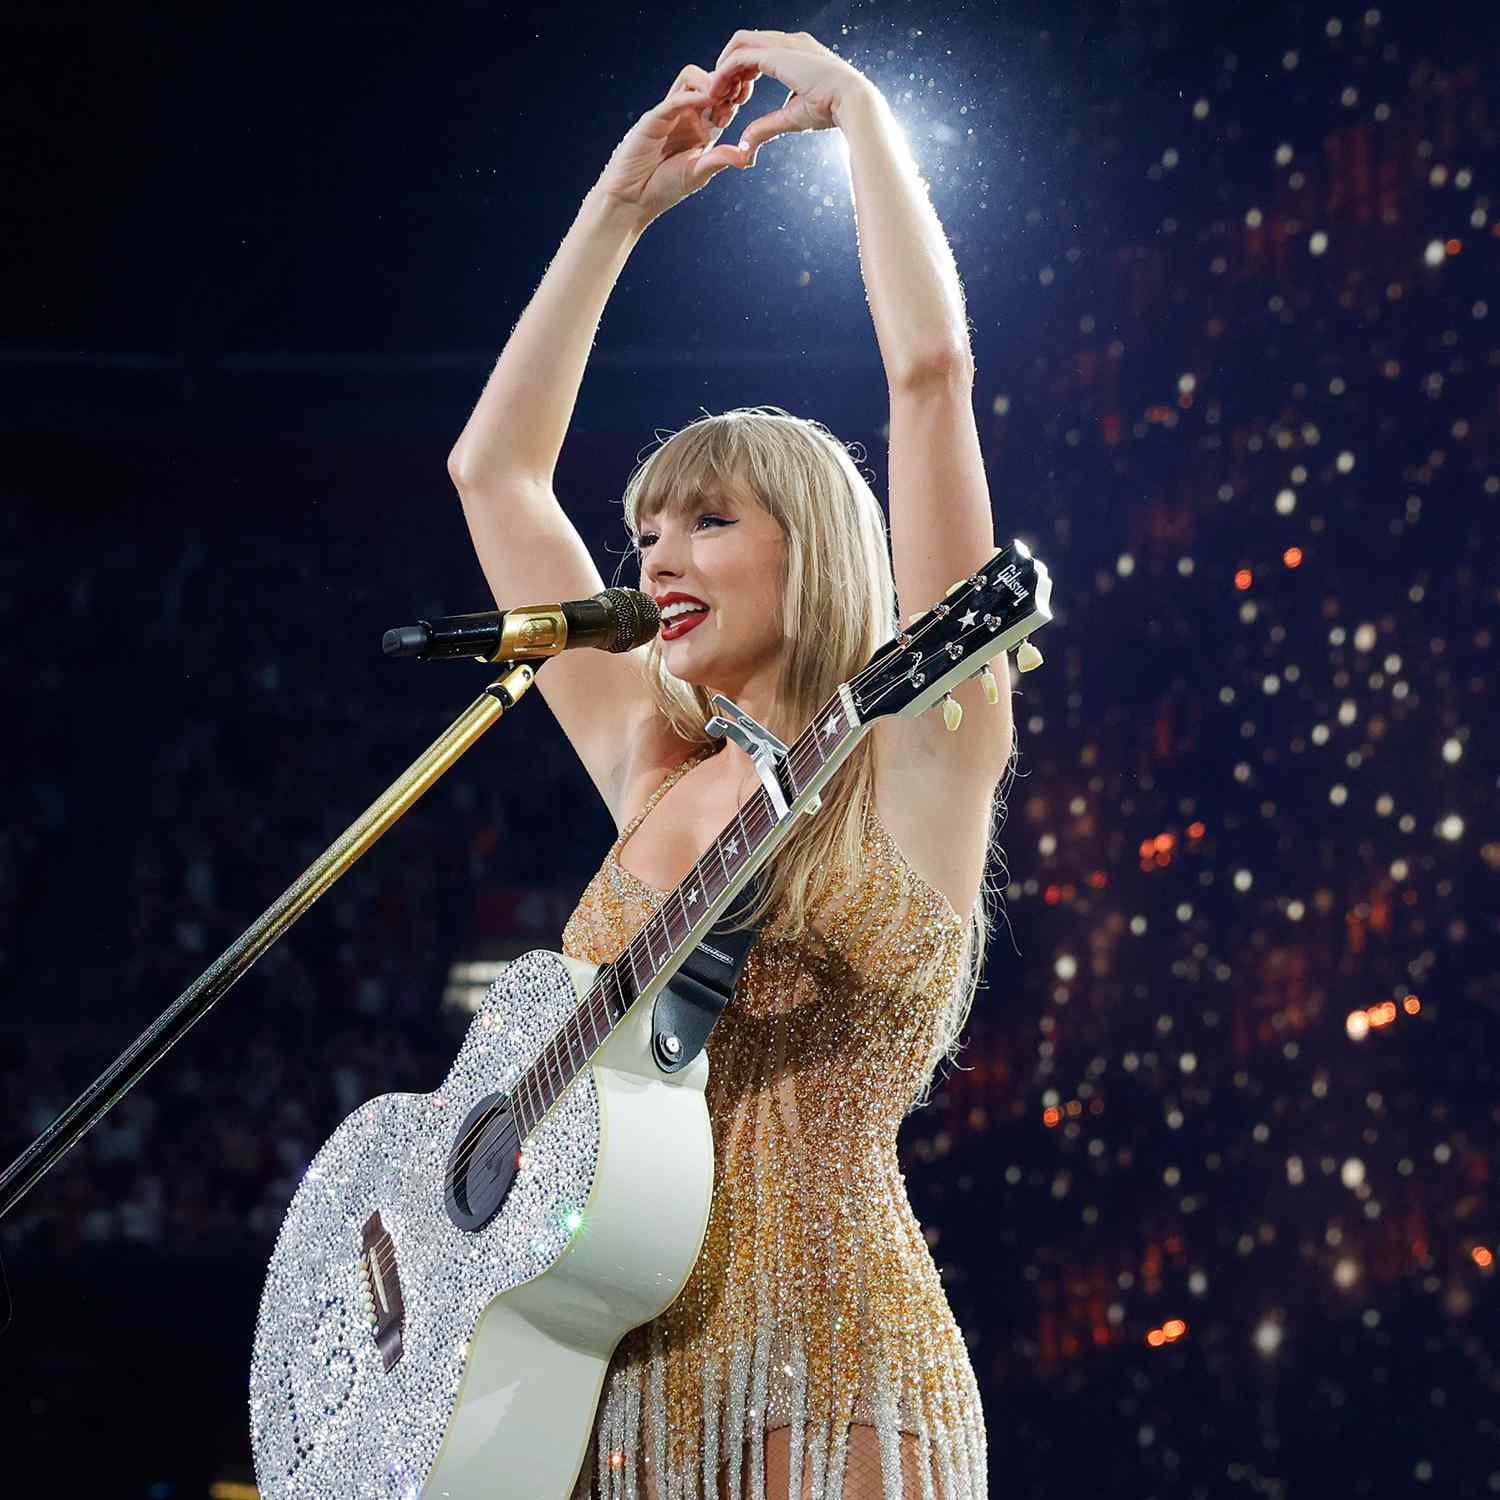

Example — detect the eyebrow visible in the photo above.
[635,491,735,527]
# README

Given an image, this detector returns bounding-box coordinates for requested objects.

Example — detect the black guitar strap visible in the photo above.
[649,873,766,1074]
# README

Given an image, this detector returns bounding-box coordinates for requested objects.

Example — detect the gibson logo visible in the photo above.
[995,562,1028,603]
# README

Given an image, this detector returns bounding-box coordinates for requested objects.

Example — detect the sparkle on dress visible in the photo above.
[562,747,988,1500]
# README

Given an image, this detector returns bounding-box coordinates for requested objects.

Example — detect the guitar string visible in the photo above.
[436,601,1025,1200]
[368,602,1029,1281]
[436,592,1026,1195]
[436,600,1023,1197]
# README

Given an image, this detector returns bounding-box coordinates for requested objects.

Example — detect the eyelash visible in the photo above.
[634,515,731,550]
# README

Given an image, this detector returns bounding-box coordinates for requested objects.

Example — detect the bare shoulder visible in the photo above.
[870,665,1014,922]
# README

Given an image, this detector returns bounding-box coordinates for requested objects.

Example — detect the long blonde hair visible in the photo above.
[613,405,1014,1107]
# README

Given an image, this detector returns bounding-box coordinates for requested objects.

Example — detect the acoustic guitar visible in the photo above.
[250,541,1052,1498]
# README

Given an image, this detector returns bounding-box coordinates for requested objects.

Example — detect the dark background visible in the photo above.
[3,0,1498,1495]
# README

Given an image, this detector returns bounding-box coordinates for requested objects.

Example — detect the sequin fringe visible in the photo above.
[559,748,990,1500]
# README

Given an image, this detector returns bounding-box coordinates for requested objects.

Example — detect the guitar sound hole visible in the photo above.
[444,1091,520,1233]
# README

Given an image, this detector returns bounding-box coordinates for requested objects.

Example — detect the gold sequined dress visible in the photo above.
[562,746,988,1500]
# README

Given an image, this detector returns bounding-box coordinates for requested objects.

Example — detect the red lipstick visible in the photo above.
[655,592,710,641]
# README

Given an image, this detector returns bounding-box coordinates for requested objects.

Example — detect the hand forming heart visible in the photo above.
[709,29,871,164]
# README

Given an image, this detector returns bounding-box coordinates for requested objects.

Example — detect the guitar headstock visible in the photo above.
[848,540,1053,726]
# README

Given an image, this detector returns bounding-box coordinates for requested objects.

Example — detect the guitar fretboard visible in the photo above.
[509,690,861,1138]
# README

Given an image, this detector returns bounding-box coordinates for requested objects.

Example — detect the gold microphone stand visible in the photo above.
[0,660,540,1223]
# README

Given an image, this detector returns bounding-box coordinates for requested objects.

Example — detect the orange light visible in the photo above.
[609,1450,626,1469]
[1445,238,1461,256]
[1146,1320,1187,1346]
[1473,1247,1494,1268]
[1403,994,1421,1014]
[1234,568,1253,591]
[1087,870,1109,889]
[1187,821,1206,840]
[1042,1106,1062,1128]
[1283,547,1303,568]
[1153,832,1177,852]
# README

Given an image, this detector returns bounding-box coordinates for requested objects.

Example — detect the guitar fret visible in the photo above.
[493,551,1043,1179]
[551,692,860,1092]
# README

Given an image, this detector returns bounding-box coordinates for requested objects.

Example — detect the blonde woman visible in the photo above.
[447,29,1015,1500]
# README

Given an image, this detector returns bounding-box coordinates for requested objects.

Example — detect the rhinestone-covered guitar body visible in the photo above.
[250,948,713,1499]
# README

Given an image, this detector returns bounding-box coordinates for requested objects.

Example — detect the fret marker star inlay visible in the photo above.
[686,887,698,906]
[727,838,740,857]
[959,608,977,628]
[822,711,842,739]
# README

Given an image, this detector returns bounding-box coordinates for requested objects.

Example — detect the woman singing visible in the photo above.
[446,30,1015,1500]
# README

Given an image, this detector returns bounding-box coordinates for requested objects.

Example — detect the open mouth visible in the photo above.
[660,605,710,640]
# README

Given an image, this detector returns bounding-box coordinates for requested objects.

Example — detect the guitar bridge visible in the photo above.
[359,1210,406,1372]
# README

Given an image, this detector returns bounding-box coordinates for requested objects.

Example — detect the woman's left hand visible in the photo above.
[709,30,872,164]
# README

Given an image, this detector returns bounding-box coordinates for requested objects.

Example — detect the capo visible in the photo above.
[704,694,791,819]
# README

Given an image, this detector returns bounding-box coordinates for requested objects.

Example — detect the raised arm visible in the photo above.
[446,66,749,821]
[713,31,1011,782]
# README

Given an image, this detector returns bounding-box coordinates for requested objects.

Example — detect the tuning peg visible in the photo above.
[1016,640,1044,673]
[942,693,963,731]
[979,664,1000,704]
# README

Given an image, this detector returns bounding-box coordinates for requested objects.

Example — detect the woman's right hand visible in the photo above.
[593,65,753,229]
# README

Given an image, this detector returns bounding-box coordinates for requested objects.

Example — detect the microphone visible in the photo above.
[382,587,661,662]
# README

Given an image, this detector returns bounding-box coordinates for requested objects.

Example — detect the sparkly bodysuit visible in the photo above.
[562,747,988,1500]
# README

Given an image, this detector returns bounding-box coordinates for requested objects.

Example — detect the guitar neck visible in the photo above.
[511,684,867,1137]
[507,537,1053,1139]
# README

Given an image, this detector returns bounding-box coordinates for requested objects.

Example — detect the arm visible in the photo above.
[836,82,1010,781]
[834,83,974,391]
[713,31,1011,780]
[446,187,645,492]
[448,64,747,493]
[447,68,748,821]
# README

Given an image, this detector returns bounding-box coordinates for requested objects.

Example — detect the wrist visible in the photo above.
[583,183,653,241]
[832,75,883,131]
